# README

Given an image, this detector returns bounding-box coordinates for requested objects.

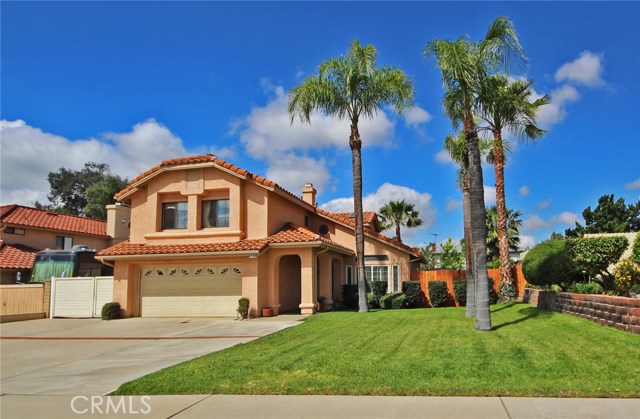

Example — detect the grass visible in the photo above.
[114,303,640,397]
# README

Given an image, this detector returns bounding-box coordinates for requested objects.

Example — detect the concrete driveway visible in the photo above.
[0,315,304,396]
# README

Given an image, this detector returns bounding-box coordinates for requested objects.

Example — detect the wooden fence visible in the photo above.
[0,283,47,322]
[412,264,527,307]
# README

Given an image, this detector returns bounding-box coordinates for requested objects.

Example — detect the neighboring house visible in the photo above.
[96,154,423,317]
[0,204,130,284]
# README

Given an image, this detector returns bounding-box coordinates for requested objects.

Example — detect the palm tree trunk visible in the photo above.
[493,130,514,301]
[395,223,402,243]
[350,121,368,313]
[462,174,476,317]
[464,117,492,331]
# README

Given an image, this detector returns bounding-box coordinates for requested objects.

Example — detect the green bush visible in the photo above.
[568,236,629,285]
[402,281,424,308]
[238,297,250,319]
[631,233,640,265]
[370,281,388,306]
[427,281,448,307]
[453,279,466,306]
[567,282,603,294]
[487,278,498,305]
[380,292,403,309]
[367,293,380,309]
[341,284,359,309]
[391,294,406,309]
[101,302,121,320]
[522,240,580,289]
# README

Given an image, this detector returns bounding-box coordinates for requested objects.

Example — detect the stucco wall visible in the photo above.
[1,227,110,251]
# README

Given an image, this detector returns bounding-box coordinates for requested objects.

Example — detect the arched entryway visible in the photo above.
[278,255,302,313]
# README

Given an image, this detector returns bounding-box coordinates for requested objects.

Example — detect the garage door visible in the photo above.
[140,265,242,316]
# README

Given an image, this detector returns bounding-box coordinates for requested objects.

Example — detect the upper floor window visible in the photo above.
[162,202,188,229]
[55,236,73,250]
[202,200,229,228]
[4,227,26,235]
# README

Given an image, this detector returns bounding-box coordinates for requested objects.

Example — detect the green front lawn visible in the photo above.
[115,303,640,397]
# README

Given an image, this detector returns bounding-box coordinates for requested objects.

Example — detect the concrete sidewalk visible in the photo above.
[1,394,638,418]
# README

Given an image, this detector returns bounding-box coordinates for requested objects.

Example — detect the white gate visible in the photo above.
[50,276,115,318]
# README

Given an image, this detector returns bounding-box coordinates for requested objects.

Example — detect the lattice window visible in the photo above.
[181,268,190,276]
[193,267,204,276]
[143,269,153,277]
[220,267,229,275]
[168,268,178,276]
[155,268,165,276]
[233,267,241,274]
[207,267,216,275]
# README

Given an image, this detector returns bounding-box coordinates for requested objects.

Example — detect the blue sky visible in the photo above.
[2,1,639,249]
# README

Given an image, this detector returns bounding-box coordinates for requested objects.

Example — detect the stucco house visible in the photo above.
[0,204,129,284]
[96,154,423,317]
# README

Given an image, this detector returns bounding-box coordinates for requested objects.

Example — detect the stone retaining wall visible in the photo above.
[522,288,640,334]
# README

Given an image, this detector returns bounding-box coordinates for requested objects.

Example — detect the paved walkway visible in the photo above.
[1,394,638,418]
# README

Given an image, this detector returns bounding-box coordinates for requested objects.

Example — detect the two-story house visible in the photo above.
[96,154,423,317]
[0,204,130,284]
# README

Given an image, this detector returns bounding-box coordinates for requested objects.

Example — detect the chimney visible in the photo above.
[302,183,317,206]
[106,203,131,245]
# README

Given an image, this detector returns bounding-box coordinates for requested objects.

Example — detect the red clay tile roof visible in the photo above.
[97,223,351,258]
[0,241,39,270]
[0,205,108,237]
[333,211,378,226]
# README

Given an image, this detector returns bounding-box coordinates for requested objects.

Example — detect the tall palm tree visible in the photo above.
[289,40,414,313]
[426,16,525,331]
[485,205,522,264]
[379,199,423,243]
[478,75,548,300]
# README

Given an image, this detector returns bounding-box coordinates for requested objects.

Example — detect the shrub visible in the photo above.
[428,281,448,307]
[613,256,640,295]
[567,236,629,286]
[522,240,580,289]
[567,282,603,295]
[402,281,424,308]
[367,293,380,309]
[632,233,640,265]
[101,302,121,320]
[380,292,403,309]
[453,279,466,306]
[237,297,250,319]
[391,294,406,309]
[370,281,388,306]
[341,284,359,309]
[487,278,498,305]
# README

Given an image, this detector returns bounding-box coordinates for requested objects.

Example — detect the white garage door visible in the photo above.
[140,265,242,317]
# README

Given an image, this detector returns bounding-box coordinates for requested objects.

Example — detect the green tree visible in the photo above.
[477,76,548,299]
[84,175,129,219]
[548,231,565,241]
[289,40,414,312]
[426,16,525,331]
[485,205,523,262]
[439,238,466,269]
[35,162,125,217]
[565,194,640,237]
[378,199,423,243]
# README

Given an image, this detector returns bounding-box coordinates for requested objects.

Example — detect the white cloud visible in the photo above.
[320,182,437,245]
[537,198,554,210]
[555,51,605,87]
[484,185,496,205]
[232,83,397,196]
[404,106,432,127]
[266,153,331,196]
[519,185,530,197]
[445,197,462,211]
[624,179,640,190]
[518,235,536,251]
[434,149,454,165]
[0,119,189,206]
[534,84,580,130]
[521,212,581,232]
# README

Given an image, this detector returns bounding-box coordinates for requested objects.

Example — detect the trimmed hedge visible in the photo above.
[237,297,250,319]
[370,281,388,306]
[428,281,448,307]
[567,236,629,280]
[453,279,466,306]
[522,240,580,288]
[101,302,121,320]
[367,293,380,309]
[391,294,406,309]
[631,233,640,265]
[341,284,359,309]
[379,292,402,309]
[402,281,423,308]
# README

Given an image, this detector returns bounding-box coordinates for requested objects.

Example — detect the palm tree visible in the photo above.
[426,17,525,331]
[478,75,548,300]
[379,199,423,243]
[289,40,414,313]
[485,206,522,264]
